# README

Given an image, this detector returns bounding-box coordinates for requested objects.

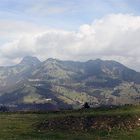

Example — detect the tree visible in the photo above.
[83,102,90,109]
[0,106,9,112]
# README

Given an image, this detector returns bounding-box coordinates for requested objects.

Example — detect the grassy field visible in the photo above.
[0,105,140,140]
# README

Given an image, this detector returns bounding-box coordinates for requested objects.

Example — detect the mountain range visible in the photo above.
[0,56,140,110]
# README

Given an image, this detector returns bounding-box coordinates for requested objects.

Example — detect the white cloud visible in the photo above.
[0,13,140,71]
[0,19,47,42]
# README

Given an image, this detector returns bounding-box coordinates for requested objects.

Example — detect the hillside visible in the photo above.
[0,56,140,110]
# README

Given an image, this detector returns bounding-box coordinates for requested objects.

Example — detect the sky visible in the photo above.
[0,0,140,71]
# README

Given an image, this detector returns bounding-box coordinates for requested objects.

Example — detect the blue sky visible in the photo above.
[0,0,140,29]
[0,0,140,71]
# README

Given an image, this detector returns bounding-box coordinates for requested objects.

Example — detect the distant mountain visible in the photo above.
[0,56,41,91]
[0,57,140,110]
[19,56,41,66]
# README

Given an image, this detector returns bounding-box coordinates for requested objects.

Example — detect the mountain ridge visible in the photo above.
[0,56,140,110]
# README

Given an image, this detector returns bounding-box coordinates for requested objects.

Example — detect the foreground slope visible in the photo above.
[0,105,140,140]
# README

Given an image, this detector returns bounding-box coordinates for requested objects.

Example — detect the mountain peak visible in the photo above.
[20,56,41,66]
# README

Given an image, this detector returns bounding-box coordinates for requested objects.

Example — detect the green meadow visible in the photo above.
[0,105,140,140]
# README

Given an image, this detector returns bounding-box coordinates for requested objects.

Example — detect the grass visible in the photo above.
[0,105,140,139]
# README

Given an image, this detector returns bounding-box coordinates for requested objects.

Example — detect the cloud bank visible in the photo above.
[1,13,140,71]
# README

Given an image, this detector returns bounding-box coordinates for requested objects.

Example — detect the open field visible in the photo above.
[0,105,140,140]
